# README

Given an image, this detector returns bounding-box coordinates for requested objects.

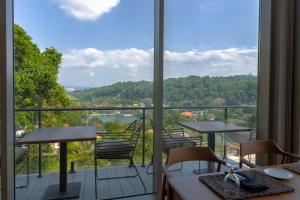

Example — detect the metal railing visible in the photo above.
[15,105,256,177]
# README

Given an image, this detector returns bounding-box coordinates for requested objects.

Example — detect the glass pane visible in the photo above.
[14,0,154,198]
[163,0,259,173]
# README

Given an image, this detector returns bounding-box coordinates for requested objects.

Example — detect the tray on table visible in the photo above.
[199,170,294,199]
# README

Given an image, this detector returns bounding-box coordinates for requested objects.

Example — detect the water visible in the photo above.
[89,114,137,125]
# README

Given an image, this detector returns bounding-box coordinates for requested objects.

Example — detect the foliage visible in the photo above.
[103,121,124,133]
[13,24,258,173]
[14,24,70,128]
[72,75,257,107]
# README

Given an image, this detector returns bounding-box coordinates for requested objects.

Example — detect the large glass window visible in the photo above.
[12,0,259,198]
[14,0,154,199]
[163,0,259,171]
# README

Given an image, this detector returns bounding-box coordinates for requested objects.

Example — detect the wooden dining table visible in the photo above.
[167,164,300,200]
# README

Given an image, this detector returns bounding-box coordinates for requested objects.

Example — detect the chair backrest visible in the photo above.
[162,129,196,153]
[128,119,143,148]
[149,118,184,136]
[123,119,139,133]
[161,146,226,200]
[225,131,252,144]
[240,140,284,157]
[166,146,226,171]
[163,128,184,137]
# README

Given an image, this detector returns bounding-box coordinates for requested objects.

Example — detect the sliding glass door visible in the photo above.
[163,0,259,169]
[1,0,15,199]
[14,0,154,199]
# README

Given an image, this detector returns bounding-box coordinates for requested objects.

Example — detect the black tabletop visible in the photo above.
[17,126,96,144]
[178,121,251,133]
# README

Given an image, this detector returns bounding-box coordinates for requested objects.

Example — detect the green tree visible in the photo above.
[73,75,257,107]
[14,24,70,128]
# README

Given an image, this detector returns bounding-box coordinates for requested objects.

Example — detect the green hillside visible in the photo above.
[72,75,257,107]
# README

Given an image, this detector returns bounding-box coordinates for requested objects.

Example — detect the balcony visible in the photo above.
[15,106,256,200]
[16,159,257,200]
[15,165,153,200]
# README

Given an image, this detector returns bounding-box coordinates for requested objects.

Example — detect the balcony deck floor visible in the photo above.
[15,158,240,200]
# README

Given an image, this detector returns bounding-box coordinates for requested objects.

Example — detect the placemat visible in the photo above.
[283,163,300,174]
[199,170,294,199]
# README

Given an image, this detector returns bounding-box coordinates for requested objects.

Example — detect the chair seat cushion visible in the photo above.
[95,139,134,159]
[226,132,252,143]
[225,142,239,149]
[162,135,196,153]
[225,142,240,156]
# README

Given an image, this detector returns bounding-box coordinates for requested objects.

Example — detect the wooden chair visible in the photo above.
[239,140,300,168]
[161,146,226,200]
[146,128,198,174]
[223,131,255,159]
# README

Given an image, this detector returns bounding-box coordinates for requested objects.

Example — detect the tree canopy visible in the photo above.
[14,24,70,128]
[14,24,69,109]
[73,75,257,107]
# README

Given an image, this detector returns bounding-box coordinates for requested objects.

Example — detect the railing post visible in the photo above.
[69,161,76,174]
[224,107,228,122]
[223,107,228,156]
[37,110,42,178]
[142,109,146,167]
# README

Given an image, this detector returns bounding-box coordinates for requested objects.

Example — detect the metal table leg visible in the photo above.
[207,133,216,172]
[60,142,67,192]
[193,134,205,174]
[43,142,81,200]
[193,133,216,174]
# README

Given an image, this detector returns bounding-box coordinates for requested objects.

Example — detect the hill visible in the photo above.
[71,75,257,107]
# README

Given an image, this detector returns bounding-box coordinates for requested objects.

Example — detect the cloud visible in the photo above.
[53,0,120,21]
[62,48,153,76]
[163,48,257,77]
[59,47,257,87]
[198,0,216,12]
[89,71,94,77]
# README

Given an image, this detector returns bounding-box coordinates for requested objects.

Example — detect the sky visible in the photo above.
[14,0,259,88]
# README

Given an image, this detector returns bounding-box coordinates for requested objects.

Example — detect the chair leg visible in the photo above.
[129,159,134,167]
[26,154,29,187]
[95,159,147,199]
[95,159,98,200]
[147,155,182,175]
[179,162,183,170]
[96,159,138,180]
[161,175,167,200]
[131,160,146,193]
[146,155,153,174]
[239,160,243,168]
[16,154,30,189]
[200,136,203,146]
[223,145,227,159]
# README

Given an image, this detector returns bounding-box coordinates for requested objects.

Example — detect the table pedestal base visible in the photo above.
[43,182,81,200]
